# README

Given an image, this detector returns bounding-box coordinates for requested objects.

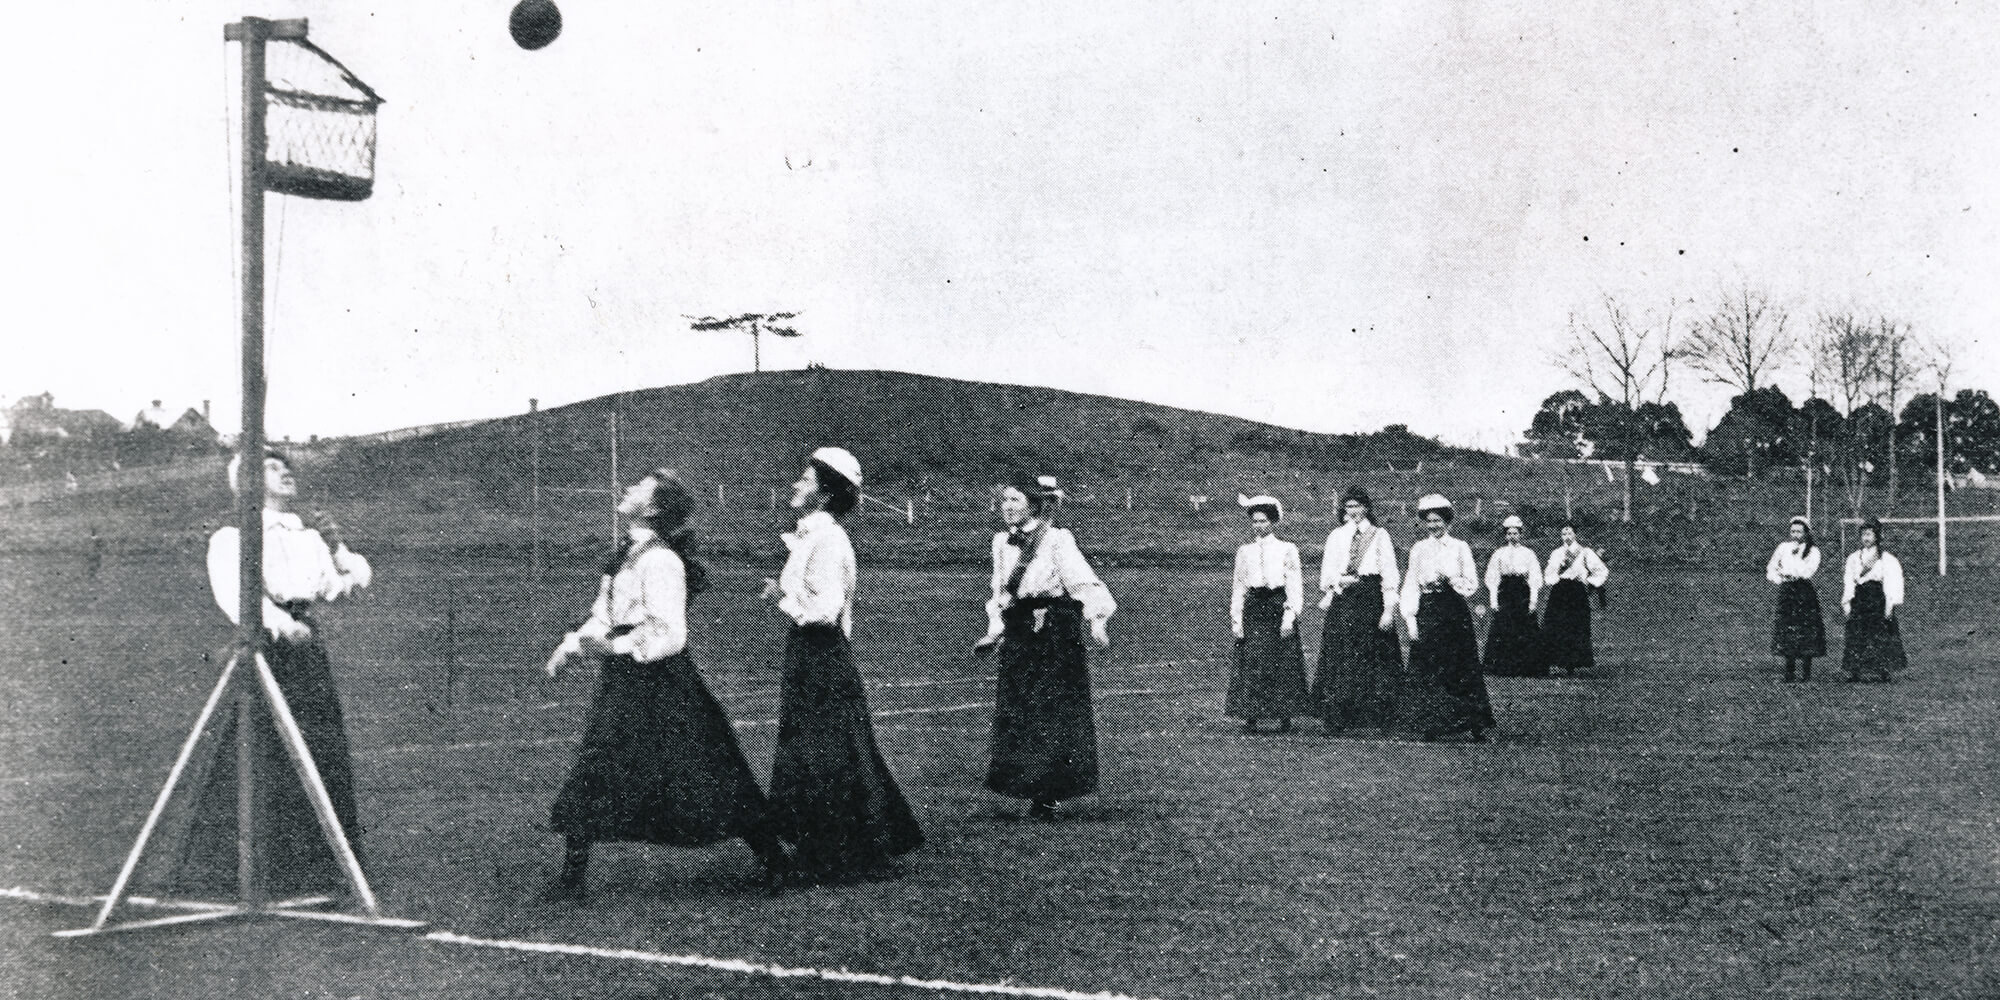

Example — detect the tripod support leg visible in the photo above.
[250,653,379,915]
[82,656,241,933]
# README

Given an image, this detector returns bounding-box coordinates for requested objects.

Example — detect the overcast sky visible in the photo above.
[4,1,1994,450]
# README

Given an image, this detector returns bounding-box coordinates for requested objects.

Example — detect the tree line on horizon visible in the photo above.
[1523,284,2000,522]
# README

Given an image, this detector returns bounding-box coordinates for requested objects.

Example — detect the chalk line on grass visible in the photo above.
[422,930,1163,1000]
[4,886,1160,1000]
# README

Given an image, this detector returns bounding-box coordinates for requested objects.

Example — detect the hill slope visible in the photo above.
[11,370,1988,569]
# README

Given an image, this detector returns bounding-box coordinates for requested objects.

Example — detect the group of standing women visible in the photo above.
[1480,521,1611,678]
[541,448,923,898]
[1765,515,1908,684]
[540,457,1125,898]
[184,446,1120,905]
[1225,489,1534,744]
[177,445,1913,910]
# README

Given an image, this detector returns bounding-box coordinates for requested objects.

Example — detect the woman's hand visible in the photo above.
[1376,611,1395,632]
[972,632,1002,657]
[269,616,311,643]
[1089,619,1112,649]
[1278,612,1296,638]
[544,647,574,679]
[759,577,782,601]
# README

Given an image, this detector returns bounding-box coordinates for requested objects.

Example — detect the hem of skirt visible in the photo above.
[985,781,1098,801]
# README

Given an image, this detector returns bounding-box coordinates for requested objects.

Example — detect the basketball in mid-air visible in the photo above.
[509,0,562,50]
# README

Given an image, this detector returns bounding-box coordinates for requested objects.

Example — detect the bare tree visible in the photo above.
[1811,311,1884,516]
[1875,317,1912,507]
[1684,283,1794,397]
[686,312,802,373]
[1558,294,1679,523]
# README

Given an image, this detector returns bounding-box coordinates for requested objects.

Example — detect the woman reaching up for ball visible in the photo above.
[541,470,792,900]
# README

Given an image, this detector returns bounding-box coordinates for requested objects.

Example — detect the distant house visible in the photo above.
[132,399,175,431]
[166,406,220,447]
[6,393,121,446]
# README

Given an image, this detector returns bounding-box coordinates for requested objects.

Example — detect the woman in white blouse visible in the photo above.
[540,470,792,900]
[1840,517,1908,682]
[760,447,923,880]
[975,474,1115,820]
[167,449,373,898]
[1766,515,1828,683]
[1225,494,1311,733]
[1482,515,1545,677]
[1540,523,1609,675]
[1312,486,1404,733]
[1398,494,1495,742]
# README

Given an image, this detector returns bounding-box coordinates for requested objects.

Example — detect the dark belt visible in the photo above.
[1244,586,1285,598]
[1010,595,1080,612]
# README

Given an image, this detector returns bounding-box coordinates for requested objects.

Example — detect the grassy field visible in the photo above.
[1,539,1996,1000]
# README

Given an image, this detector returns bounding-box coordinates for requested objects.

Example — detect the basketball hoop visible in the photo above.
[261,38,384,201]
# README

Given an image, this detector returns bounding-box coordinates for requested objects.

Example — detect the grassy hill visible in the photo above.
[6,369,1995,571]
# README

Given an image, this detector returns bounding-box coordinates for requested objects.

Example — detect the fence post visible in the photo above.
[444,573,458,710]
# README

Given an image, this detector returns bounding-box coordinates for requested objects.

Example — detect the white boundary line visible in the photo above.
[4,886,1160,1000]
[422,931,1162,1000]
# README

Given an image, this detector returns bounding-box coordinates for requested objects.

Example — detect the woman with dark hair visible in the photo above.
[1482,515,1545,677]
[1312,486,1403,733]
[1840,517,1908,682]
[539,470,791,901]
[1540,523,1609,676]
[759,448,923,880]
[975,473,1115,820]
[1398,494,1495,742]
[164,449,374,898]
[1766,515,1828,683]
[1225,493,1311,733]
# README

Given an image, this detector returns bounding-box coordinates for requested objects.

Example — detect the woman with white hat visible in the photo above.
[1398,494,1495,741]
[1540,522,1608,675]
[1481,514,1545,677]
[540,470,792,900]
[975,473,1115,820]
[1225,494,1311,733]
[760,447,924,880]
[1312,485,1404,733]
[1840,517,1908,682]
[1765,515,1827,683]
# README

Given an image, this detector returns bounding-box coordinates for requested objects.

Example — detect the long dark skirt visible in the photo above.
[1541,578,1596,675]
[1483,575,1546,677]
[1841,581,1908,679]
[1225,587,1311,719]
[1403,590,1496,739]
[152,627,363,898]
[550,651,771,846]
[1312,576,1403,728]
[1771,580,1827,658]
[769,624,923,875]
[988,598,1100,802]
